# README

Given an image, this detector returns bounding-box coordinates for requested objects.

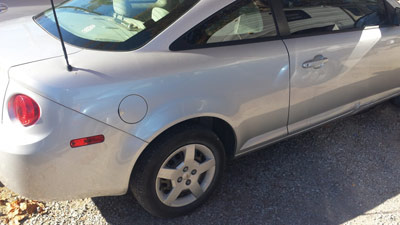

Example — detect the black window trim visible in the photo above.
[169,0,282,51]
[170,0,396,51]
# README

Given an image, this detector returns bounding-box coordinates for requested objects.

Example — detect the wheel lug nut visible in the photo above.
[177,177,183,183]
[183,167,189,172]
[186,180,191,185]
[191,170,197,175]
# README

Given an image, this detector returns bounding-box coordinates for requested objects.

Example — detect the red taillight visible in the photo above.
[10,94,41,127]
[70,135,105,148]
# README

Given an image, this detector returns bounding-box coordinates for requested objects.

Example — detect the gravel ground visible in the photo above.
[1,101,400,225]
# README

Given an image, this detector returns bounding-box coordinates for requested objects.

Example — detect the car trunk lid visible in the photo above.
[0,16,81,123]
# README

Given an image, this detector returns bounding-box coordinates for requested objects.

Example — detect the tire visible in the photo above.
[390,96,400,107]
[130,125,225,218]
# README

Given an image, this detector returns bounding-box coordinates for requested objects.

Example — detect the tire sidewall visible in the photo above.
[133,126,225,218]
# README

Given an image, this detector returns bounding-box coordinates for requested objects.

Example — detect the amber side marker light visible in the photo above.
[70,135,105,148]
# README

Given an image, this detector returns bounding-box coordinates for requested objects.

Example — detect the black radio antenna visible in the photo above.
[50,0,73,72]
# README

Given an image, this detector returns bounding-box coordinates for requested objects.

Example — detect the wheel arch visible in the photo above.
[152,116,237,159]
[141,115,236,160]
[128,116,237,190]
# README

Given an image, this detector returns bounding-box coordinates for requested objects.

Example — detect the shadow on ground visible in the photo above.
[93,102,400,225]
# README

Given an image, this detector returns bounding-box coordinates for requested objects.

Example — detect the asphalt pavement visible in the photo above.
[90,102,400,225]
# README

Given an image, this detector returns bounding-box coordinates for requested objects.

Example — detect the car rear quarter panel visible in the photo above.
[8,0,290,159]
[0,65,8,123]
[9,36,290,154]
[0,80,148,200]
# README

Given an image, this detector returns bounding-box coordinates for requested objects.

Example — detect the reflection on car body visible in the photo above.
[1,0,400,218]
[0,3,8,14]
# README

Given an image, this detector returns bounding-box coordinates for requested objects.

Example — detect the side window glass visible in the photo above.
[171,0,277,50]
[281,0,387,36]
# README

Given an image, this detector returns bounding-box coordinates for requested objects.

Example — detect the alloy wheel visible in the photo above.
[155,144,216,207]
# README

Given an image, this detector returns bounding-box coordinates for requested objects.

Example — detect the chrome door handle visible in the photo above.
[302,55,329,69]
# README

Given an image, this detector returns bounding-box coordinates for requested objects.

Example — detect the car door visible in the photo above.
[170,0,290,154]
[277,0,400,133]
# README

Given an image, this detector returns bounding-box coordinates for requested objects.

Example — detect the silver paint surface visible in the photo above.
[0,0,400,200]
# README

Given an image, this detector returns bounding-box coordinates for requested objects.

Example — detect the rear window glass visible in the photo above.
[34,0,199,51]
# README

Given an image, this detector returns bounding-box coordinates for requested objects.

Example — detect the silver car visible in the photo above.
[1,0,400,218]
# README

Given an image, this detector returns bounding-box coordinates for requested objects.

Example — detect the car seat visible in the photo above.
[152,7,169,22]
[113,0,167,18]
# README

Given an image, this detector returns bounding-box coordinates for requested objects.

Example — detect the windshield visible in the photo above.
[34,0,199,51]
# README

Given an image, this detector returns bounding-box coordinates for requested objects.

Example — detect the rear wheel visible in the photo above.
[130,126,225,218]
